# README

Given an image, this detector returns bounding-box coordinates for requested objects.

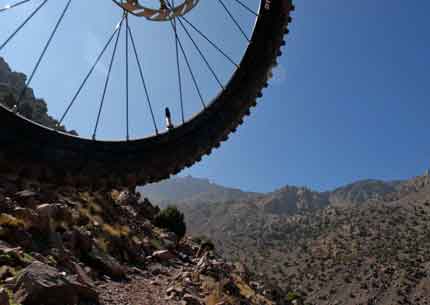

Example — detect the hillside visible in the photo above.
[145,174,430,305]
[0,173,280,305]
[329,179,403,206]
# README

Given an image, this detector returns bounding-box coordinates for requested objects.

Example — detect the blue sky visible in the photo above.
[1,1,429,192]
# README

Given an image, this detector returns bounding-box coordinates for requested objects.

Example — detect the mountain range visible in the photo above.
[140,173,430,305]
[140,175,407,212]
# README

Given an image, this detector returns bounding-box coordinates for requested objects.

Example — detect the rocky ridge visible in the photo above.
[139,176,262,208]
[141,176,414,216]
[0,57,76,135]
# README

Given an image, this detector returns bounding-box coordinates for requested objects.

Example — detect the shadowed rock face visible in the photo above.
[259,186,329,214]
[0,57,77,135]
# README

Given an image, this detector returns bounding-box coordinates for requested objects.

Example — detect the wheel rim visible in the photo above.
[0,0,263,141]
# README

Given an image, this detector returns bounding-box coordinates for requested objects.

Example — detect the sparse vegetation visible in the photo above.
[0,214,24,228]
[153,206,186,239]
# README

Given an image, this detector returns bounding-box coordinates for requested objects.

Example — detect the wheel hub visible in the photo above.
[113,0,200,21]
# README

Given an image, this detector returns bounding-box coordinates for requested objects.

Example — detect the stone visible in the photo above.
[0,288,10,305]
[153,250,176,261]
[14,190,38,207]
[70,262,94,288]
[182,293,202,305]
[13,261,99,305]
[3,277,16,290]
[223,280,240,296]
[87,247,125,279]
[160,231,177,249]
[63,228,92,255]
[0,266,15,281]
[10,208,38,229]
[14,190,37,198]
[166,286,184,296]
[36,203,71,222]
[196,254,209,270]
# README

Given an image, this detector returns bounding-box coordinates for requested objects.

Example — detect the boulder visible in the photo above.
[0,288,10,305]
[10,208,38,229]
[182,293,203,305]
[13,190,38,207]
[153,250,176,261]
[87,247,125,279]
[13,261,99,305]
[36,203,72,223]
[0,266,15,282]
[160,231,177,249]
[63,228,92,255]
[223,279,240,297]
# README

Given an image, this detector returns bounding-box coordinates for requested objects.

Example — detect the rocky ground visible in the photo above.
[0,173,279,305]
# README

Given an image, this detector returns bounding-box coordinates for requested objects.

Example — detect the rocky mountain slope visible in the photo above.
[139,176,262,208]
[146,174,430,305]
[329,179,403,206]
[0,173,280,305]
[0,57,76,134]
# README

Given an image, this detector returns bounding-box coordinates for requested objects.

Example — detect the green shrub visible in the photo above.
[154,206,186,239]
[287,291,300,301]
[192,235,215,251]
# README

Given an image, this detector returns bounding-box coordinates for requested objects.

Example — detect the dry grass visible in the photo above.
[79,208,103,225]
[95,237,110,252]
[205,280,223,305]
[0,213,24,228]
[102,223,130,238]
[111,190,120,202]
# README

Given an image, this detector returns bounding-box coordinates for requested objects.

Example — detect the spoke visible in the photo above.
[0,0,31,13]
[174,14,224,89]
[93,16,123,140]
[179,15,238,68]
[0,0,48,52]
[16,0,72,110]
[127,23,159,135]
[59,17,124,126]
[232,0,258,17]
[168,18,206,109]
[125,13,130,140]
[216,0,250,42]
[172,0,185,124]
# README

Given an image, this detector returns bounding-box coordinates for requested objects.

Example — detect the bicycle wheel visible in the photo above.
[0,0,294,186]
